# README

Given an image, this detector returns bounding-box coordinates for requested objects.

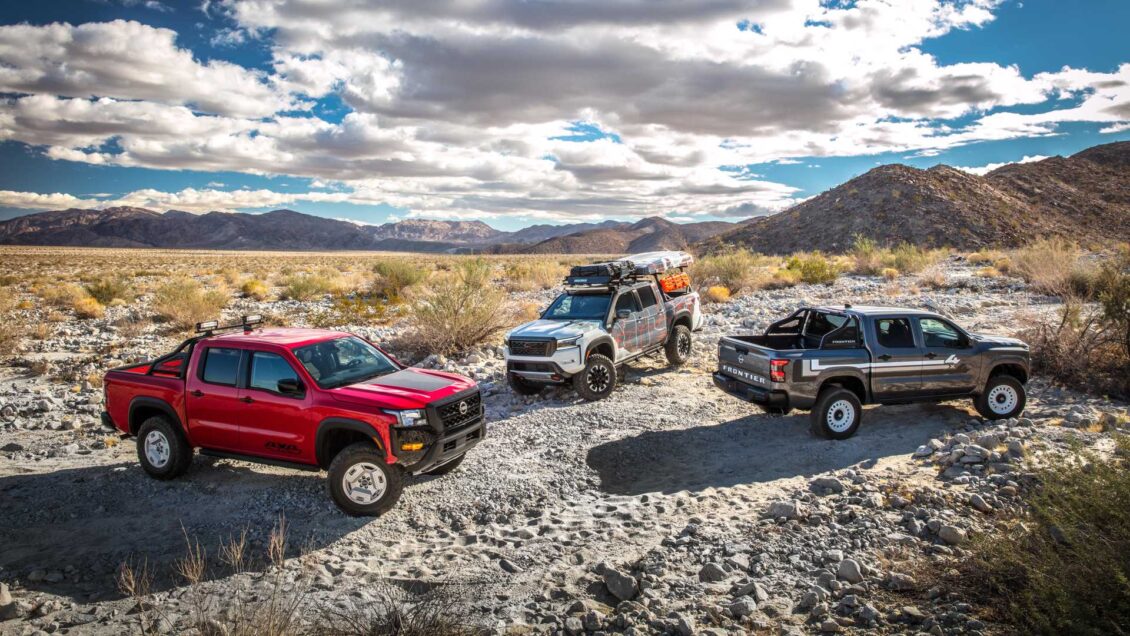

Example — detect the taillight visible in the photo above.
[770,359,788,383]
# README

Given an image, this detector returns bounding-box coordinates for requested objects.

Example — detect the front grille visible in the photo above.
[437,391,482,432]
[509,339,555,357]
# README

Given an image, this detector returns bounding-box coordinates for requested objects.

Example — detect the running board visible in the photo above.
[200,449,322,472]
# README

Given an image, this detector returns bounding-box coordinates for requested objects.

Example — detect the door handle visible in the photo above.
[190,390,204,397]
[878,354,891,361]
[240,396,254,404]
[925,352,937,359]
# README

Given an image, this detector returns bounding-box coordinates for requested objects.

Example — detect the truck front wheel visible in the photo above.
[811,388,862,440]
[665,324,692,366]
[573,354,616,401]
[327,442,403,517]
[974,375,1026,420]
[137,415,193,480]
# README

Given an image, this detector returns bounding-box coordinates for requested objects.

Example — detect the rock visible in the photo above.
[913,444,933,458]
[673,613,696,636]
[969,494,993,513]
[765,500,805,520]
[810,476,845,494]
[729,597,757,618]
[888,573,917,591]
[604,567,639,601]
[499,558,523,573]
[819,618,842,632]
[837,559,864,583]
[563,616,584,635]
[698,562,729,583]
[938,524,967,545]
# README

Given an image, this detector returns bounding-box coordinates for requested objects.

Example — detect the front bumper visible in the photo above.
[392,388,486,474]
[712,372,789,409]
[504,344,585,380]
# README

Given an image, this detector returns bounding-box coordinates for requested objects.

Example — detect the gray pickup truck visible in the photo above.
[713,305,1030,439]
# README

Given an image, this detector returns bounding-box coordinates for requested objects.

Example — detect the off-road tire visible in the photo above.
[423,453,466,476]
[508,373,544,395]
[327,442,403,517]
[136,415,193,480]
[974,375,1026,420]
[573,354,616,401]
[664,324,692,366]
[810,387,862,440]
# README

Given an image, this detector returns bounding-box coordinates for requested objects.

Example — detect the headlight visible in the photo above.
[383,409,427,427]
[556,335,582,349]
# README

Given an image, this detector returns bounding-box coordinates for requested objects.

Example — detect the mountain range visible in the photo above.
[1,141,1127,254]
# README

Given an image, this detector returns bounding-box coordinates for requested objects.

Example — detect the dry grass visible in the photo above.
[784,252,841,285]
[241,279,270,300]
[83,277,131,305]
[703,285,732,303]
[72,295,106,319]
[851,235,946,275]
[153,278,229,330]
[280,270,343,301]
[371,259,429,300]
[404,259,512,355]
[503,260,568,291]
[1010,238,1095,296]
[880,267,899,280]
[692,249,777,292]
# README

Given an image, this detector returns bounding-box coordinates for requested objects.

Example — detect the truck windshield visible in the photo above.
[544,293,611,320]
[293,336,398,389]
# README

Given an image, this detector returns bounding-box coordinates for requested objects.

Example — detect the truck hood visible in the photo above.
[972,334,1028,348]
[508,319,602,340]
[329,368,476,410]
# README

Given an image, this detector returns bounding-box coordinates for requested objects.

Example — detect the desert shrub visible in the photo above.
[784,252,841,285]
[72,295,105,319]
[1011,239,1093,296]
[241,279,270,300]
[976,266,1002,278]
[0,323,20,355]
[280,271,341,301]
[693,249,775,292]
[153,278,229,330]
[880,267,899,280]
[703,285,732,303]
[310,295,390,328]
[850,235,883,275]
[1095,247,1130,360]
[504,260,566,291]
[966,250,997,266]
[852,236,943,276]
[218,267,242,286]
[966,436,1130,635]
[1023,299,1129,399]
[39,284,86,308]
[888,243,940,274]
[372,260,428,300]
[316,582,479,636]
[406,259,511,355]
[83,277,131,305]
[993,255,1013,274]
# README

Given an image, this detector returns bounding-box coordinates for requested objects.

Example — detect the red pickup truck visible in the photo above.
[100,316,485,516]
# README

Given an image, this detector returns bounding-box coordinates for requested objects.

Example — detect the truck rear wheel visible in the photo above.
[665,324,692,366]
[136,415,193,480]
[811,388,862,440]
[974,375,1026,420]
[327,442,403,517]
[573,354,616,401]
[508,373,544,395]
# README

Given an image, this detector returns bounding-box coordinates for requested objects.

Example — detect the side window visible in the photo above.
[637,285,658,309]
[202,347,242,386]
[920,318,966,348]
[249,352,300,393]
[874,318,915,349]
[615,291,641,315]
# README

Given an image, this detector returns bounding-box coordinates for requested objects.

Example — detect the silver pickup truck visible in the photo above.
[713,305,1030,439]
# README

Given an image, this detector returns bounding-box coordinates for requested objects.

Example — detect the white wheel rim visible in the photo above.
[987,385,1018,415]
[826,399,856,433]
[343,462,387,505]
[144,430,171,468]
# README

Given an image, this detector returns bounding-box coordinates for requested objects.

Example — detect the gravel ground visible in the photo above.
[1,259,1126,635]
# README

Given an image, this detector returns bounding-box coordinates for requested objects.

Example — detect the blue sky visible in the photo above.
[0,0,1126,230]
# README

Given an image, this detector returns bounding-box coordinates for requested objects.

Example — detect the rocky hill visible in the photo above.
[703,141,1130,254]
[523,216,734,254]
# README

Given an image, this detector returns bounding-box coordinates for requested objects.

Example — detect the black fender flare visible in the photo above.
[670,310,693,330]
[985,356,1030,385]
[816,371,871,403]
[128,396,183,436]
[315,417,385,468]
[584,335,616,360]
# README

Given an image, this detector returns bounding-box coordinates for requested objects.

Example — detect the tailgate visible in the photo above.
[717,336,773,387]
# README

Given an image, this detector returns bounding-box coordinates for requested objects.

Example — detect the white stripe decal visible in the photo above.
[802,356,963,376]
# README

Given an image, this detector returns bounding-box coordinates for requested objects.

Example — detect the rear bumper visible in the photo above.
[100,411,119,433]
[712,372,789,409]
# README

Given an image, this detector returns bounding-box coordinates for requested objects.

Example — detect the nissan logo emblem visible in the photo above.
[458,400,469,415]
[737,354,744,364]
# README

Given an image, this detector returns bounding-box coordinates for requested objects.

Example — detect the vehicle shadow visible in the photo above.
[586,402,968,496]
[0,458,365,602]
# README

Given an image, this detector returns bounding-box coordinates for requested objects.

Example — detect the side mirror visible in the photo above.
[277,378,304,395]
[616,309,632,320]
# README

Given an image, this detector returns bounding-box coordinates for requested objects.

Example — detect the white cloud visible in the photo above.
[955,154,1049,176]
[0,2,1124,222]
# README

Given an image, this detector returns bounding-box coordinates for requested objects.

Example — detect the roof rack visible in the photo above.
[195,314,263,335]
[563,251,695,289]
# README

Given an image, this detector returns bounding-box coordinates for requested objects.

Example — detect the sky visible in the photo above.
[0,0,1126,230]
